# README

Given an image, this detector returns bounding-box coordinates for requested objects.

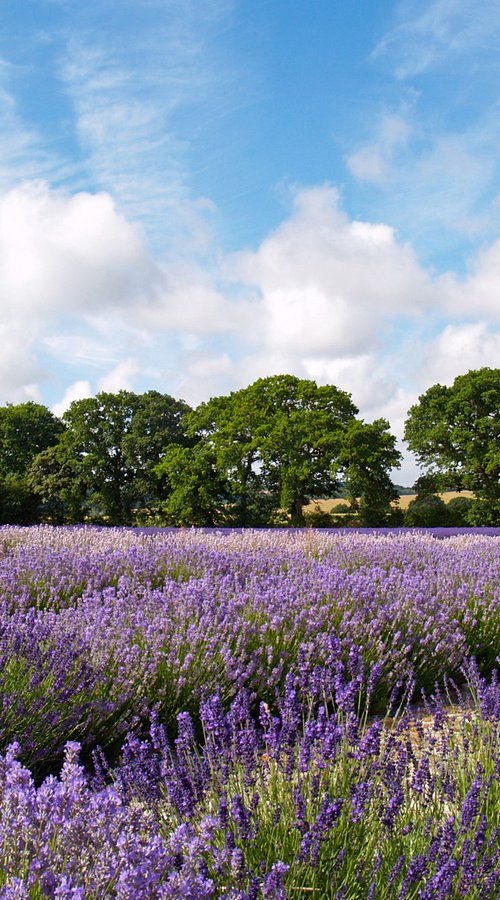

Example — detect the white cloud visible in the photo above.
[347,112,411,185]
[302,354,397,414]
[97,359,139,393]
[440,238,500,320]
[0,180,159,401]
[0,181,157,319]
[145,260,244,334]
[52,380,92,418]
[372,0,500,78]
[0,179,497,490]
[0,332,44,403]
[233,186,435,358]
[416,323,500,388]
[0,179,243,403]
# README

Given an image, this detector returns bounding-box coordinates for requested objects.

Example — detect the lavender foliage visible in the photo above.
[0,526,497,897]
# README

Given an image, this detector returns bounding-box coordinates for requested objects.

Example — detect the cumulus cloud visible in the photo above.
[415,323,500,388]
[144,260,244,334]
[233,186,436,358]
[0,179,243,405]
[440,238,500,320]
[0,178,497,489]
[0,181,157,318]
[52,380,92,418]
[0,180,165,402]
[97,359,139,393]
[0,332,44,403]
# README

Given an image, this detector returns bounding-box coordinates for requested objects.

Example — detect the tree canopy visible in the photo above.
[0,402,64,477]
[245,375,358,525]
[0,403,65,524]
[335,418,402,525]
[159,375,401,527]
[404,367,499,503]
[0,367,496,527]
[26,390,191,525]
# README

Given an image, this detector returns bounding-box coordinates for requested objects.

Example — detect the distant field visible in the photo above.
[305,490,475,513]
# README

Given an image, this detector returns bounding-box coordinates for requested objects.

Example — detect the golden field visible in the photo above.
[304,491,475,514]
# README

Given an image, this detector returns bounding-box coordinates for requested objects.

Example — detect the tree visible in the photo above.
[27,442,87,524]
[404,494,449,527]
[156,443,231,526]
[0,474,41,525]
[61,390,191,524]
[446,495,474,526]
[162,376,400,527]
[0,402,64,477]
[404,368,500,503]
[61,392,139,524]
[244,375,358,526]
[412,473,441,500]
[184,391,272,526]
[122,390,192,509]
[0,402,65,524]
[335,419,402,525]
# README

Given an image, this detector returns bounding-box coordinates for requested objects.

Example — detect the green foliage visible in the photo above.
[413,472,441,500]
[446,495,474,526]
[404,367,500,502]
[184,391,267,526]
[121,390,192,507]
[404,494,449,527]
[61,391,141,524]
[335,418,402,525]
[249,375,358,525]
[303,506,336,528]
[10,369,499,529]
[181,375,362,526]
[156,443,231,526]
[0,473,41,525]
[0,402,64,477]
[0,403,64,524]
[465,499,500,527]
[27,442,87,524]
[26,390,192,525]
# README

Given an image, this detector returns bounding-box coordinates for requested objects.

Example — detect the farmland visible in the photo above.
[0,526,498,898]
[304,490,476,514]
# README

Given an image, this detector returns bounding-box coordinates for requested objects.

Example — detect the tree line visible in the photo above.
[0,368,497,528]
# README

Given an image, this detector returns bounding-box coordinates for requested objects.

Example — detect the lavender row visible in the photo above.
[0,527,498,896]
[0,667,498,898]
[0,526,498,772]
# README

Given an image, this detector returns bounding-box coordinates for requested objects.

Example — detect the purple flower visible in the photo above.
[419,858,459,899]
[398,854,428,896]
[262,861,289,898]
[231,794,253,841]
[355,720,382,758]
[460,775,483,830]
[350,781,372,823]
[382,787,405,831]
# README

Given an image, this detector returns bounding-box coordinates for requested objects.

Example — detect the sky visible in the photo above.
[0,0,499,485]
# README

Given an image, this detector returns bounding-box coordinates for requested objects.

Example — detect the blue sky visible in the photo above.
[0,0,499,483]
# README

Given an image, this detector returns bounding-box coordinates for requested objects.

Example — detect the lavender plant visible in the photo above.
[0,674,498,897]
[0,526,497,896]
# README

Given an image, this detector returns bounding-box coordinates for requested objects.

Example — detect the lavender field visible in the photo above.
[0,526,498,898]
